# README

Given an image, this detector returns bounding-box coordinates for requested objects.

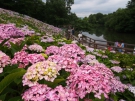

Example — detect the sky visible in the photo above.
[71,0,129,17]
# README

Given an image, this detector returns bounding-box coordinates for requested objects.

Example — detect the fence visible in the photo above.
[63,32,135,54]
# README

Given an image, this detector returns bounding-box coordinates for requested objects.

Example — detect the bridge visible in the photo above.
[62,32,135,54]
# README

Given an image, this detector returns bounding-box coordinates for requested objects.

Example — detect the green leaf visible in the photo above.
[39,78,65,88]
[8,96,23,101]
[0,69,26,94]
[14,77,22,85]
[0,94,6,101]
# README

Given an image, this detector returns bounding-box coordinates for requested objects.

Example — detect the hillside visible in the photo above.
[0,8,63,35]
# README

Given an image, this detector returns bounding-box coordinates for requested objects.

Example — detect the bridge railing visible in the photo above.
[63,32,135,54]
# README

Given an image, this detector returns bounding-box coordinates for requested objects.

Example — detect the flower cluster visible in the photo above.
[45,46,60,55]
[59,44,85,61]
[85,46,94,52]
[102,55,108,58]
[46,44,85,61]
[110,77,127,93]
[46,85,78,101]
[20,25,35,36]
[66,63,126,99]
[41,35,54,43]
[111,66,123,73]
[48,55,78,72]
[22,84,78,101]
[0,24,24,39]
[128,85,135,97]
[0,51,11,73]
[81,54,99,65]
[58,42,66,45]
[110,60,120,64]
[4,38,24,48]
[11,51,45,68]
[28,44,44,52]
[22,84,51,101]
[22,61,60,87]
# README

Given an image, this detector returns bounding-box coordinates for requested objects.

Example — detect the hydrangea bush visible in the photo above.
[0,9,135,101]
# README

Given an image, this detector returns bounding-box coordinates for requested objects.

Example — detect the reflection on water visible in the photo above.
[82,27,135,44]
[82,32,106,41]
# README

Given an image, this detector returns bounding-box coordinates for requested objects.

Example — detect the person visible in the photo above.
[108,44,113,51]
[72,27,75,35]
[118,40,124,52]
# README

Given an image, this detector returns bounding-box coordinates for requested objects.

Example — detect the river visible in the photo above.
[82,27,135,44]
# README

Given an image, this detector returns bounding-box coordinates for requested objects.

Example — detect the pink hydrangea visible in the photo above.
[81,54,97,65]
[59,44,85,61]
[66,63,126,99]
[85,46,94,52]
[4,38,24,48]
[102,55,108,58]
[11,51,45,68]
[0,51,11,73]
[45,46,60,55]
[46,44,85,62]
[28,44,44,52]
[110,60,120,64]
[22,84,51,101]
[48,55,79,72]
[0,24,25,40]
[111,66,123,73]
[22,84,78,101]
[46,85,78,101]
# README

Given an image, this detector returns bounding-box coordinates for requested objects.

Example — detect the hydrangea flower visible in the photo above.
[28,44,44,52]
[0,51,11,73]
[46,85,78,101]
[110,60,120,64]
[0,24,33,40]
[66,63,126,99]
[85,46,94,52]
[22,84,51,101]
[59,44,85,61]
[22,84,78,101]
[22,61,60,87]
[11,51,45,68]
[45,46,59,55]
[102,55,108,58]
[127,85,135,97]
[81,54,99,65]
[4,38,24,48]
[111,66,123,73]
[48,55,79,72]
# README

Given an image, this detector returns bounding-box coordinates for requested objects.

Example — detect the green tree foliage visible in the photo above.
[105,0,135,33]
[44,0,70,26]
[88,13,106,27]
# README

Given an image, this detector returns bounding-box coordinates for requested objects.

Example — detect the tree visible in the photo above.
[127,0,135,8]
[44,0,67,26]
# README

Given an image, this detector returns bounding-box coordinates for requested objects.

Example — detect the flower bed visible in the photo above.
[0,11,135,101]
